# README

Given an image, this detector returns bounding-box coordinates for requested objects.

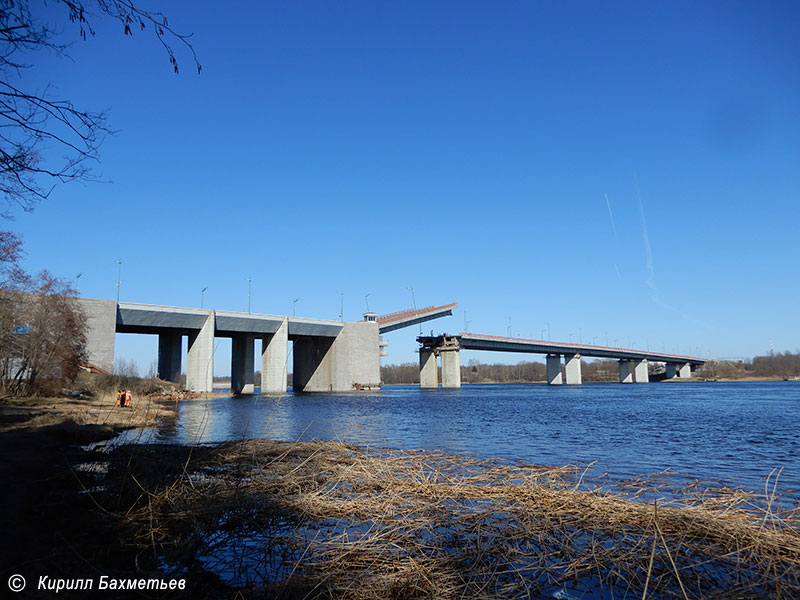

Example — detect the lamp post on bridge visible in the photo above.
[245,277,252,314]
[338,290,343,322]
[293,298,299,316]
[115,260,122,303]
[408,286,421,334]
[75,272,82,296]
[201,286,208,308]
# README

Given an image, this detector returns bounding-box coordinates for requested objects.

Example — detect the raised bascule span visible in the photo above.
[376,303,458,334]
[417,333,706,388]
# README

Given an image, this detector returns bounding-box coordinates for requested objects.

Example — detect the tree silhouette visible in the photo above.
[0,1,200,215]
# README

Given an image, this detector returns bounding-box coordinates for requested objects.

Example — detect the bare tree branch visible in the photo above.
[0,0,200,215]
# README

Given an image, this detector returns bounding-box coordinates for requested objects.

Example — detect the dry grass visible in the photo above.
[109,440,800,599]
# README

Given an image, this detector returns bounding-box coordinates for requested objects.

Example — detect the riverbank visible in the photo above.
[1,394,798,598]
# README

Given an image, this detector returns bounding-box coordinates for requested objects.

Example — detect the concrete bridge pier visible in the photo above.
[634,359,649,383]
[157,332,181,382]
[261,317,288,394]
[619,360,634,383]
[231,334,255,395]
[546,354,562,385]
[440,348,461,389]
[565,353,582,385]
[293,321,380,392]
[666,362,692,379]
[186,311,215,393]
[419,349,438,388]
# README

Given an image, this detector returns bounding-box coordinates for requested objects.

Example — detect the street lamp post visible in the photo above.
[408,286,420,334]
[115,260,122,303]
[245,277,252,314]
[338,290,343,322]
[201,287,208,308]
[75,272,82,296]
[293,298,299,316]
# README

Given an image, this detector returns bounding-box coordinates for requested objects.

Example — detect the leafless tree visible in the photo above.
[0,271,86,395]
[0,0,200,215]
[0,231,86,395]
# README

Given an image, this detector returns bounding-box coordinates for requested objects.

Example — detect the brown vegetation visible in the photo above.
[109,440,800,598]
[699,353,800,380]
[0,232,87,396]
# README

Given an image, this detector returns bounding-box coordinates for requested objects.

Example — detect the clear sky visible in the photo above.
[10,1,800,374]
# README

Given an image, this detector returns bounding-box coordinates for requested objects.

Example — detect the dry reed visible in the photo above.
[109,440,799,599]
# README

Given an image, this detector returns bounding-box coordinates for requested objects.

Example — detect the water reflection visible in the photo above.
[124,382,800,497]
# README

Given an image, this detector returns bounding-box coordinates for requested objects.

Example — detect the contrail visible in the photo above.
[605,193,621,279]
[635,175,709,329]
[635,181,657,294]
[604,193,617,237]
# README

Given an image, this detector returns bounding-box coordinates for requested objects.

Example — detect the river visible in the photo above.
[117,381,800,500]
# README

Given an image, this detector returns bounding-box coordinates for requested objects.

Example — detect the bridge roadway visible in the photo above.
[376,303,457,334]
[417,333,706,388]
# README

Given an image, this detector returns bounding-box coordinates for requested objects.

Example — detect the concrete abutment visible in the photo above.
[293,321,380,392]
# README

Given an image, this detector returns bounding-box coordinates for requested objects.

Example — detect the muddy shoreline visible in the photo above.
[0,394,229,598]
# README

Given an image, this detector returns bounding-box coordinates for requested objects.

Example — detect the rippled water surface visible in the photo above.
[126,382,800,497]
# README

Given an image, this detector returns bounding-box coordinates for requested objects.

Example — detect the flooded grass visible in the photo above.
[101,440,800,599]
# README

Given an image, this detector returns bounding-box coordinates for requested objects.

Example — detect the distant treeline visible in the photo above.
[700,352,800,379]
[127,352,800,388]
[381,352,800,384]
[381,359,622,384]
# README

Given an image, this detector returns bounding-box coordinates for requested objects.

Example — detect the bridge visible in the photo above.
[77,296,703,392]
[77,298,457,394]
[417,333,706,388]
[376,303,458,333]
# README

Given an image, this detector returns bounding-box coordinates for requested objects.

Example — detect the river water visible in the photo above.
[120,381,800,499]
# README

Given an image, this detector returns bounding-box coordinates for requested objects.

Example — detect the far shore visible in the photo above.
[382,375,795,385]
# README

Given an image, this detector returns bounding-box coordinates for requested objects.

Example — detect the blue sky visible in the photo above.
[10,1,800,374]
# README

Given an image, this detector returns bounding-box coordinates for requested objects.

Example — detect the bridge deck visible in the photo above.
[420,332,705,364]
[377,303,457,334]
[115,302,344,338]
